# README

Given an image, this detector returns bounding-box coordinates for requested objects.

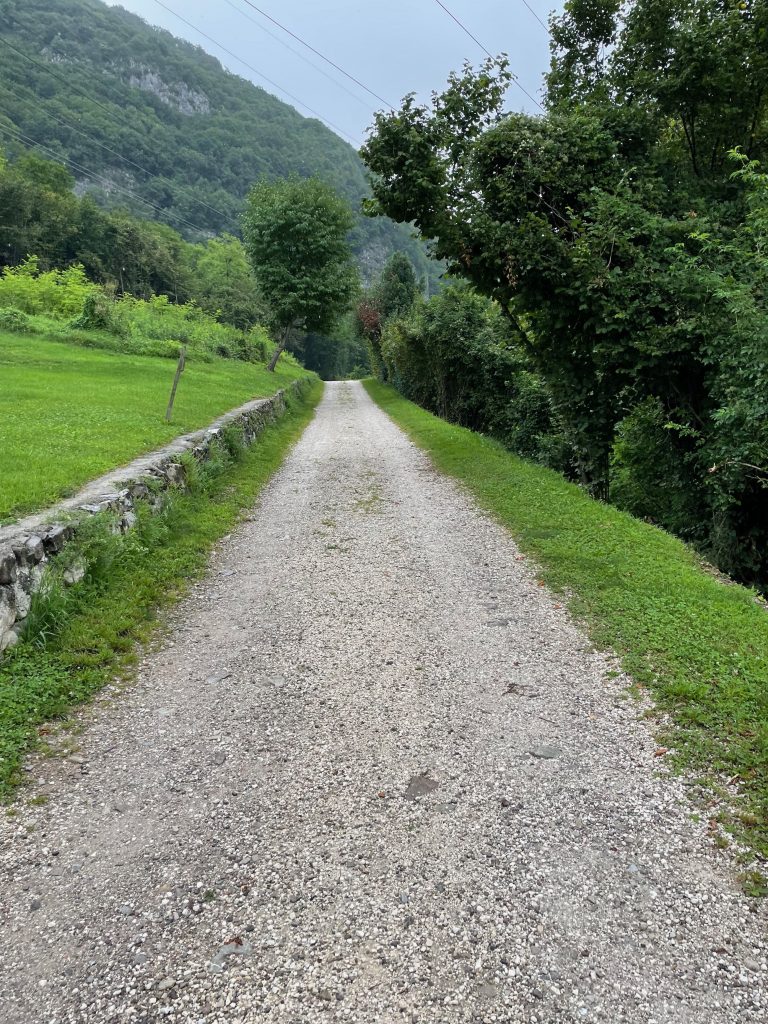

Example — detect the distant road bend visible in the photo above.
[1,381,765,1023]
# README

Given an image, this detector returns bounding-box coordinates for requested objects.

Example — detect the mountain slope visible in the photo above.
[0,0,430,280]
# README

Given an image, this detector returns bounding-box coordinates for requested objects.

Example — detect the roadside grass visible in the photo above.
[365,379,768,880]
[0,330,307,522]
[0,379,322,800]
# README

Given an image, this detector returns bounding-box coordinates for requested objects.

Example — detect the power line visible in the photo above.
[0,35,230,225]
[150,0,361,145]
[223,0,372,112]
[433,0,493,58]
[237,0,394,110]
[0,79,230,225]
[519,0,549,34]
[0,121,206,234]
[431,0,544,111]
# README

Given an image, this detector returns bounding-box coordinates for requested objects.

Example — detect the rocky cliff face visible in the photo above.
[125,64,211,116]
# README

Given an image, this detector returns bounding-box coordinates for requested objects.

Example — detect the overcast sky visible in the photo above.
[105,1,561,146]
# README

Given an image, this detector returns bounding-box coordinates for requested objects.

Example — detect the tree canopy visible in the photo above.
[242,177,359,370]
[361,0,768,588]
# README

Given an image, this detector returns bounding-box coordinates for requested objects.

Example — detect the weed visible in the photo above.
[23,572,70,649]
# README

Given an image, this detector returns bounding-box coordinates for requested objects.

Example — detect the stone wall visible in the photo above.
[0,381,308,653]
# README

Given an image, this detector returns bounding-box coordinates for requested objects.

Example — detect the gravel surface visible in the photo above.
[1,380,765,1024]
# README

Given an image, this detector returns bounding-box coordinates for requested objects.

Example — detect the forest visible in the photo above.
[0,0,434,284]
[359,0,768,592]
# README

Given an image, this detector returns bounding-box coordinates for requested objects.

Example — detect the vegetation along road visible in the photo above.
[0,381,765,1024]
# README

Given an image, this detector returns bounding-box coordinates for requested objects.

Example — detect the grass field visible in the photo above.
[0,331,309,522]
[0,379,323,799]
[365,380,768,886]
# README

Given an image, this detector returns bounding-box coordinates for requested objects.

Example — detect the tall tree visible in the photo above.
[189,235,265,330]
[242,177,358,371]
[360,0,768,585]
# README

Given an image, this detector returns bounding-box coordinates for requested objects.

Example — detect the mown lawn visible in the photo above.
[365,380,768,885]
[0,379,323,798]
[0,331,308,521]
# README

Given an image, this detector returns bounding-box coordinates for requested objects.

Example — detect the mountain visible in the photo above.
[0,0,433,283]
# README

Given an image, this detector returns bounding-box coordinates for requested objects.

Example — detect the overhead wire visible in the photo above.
[0,35,229,225]
[236,0,394,110]
[222,0,372,112]
[518,0,549,34]
[431,0,544,111]
[0,120,205,235]
[150,0,361,145]
[0,78,230,225]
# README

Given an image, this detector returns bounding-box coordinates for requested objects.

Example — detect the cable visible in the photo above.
[0,78,230,225]
[519,0,549,34]
[0,35,136,128]
[223,0,372,112]
[0,121,205,234]
[237,0,394,110]
[150,0,361,145]
[0,35,230,224]
[433,0,493,58]
[431,0,544,111]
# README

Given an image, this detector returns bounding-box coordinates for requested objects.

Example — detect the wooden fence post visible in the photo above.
[165,346,186,422]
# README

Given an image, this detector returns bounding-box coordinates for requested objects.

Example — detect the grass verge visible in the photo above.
[0,330,308,521]
[365,379,768,886]
[0,378,322,800]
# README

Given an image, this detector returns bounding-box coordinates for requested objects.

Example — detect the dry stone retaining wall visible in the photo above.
[0,381,308,653]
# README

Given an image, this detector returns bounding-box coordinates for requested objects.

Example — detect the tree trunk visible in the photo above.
[267,322,295,372]
[267,338,286,372]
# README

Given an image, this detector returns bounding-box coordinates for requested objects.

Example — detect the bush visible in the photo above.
[0,257,93,317]
[0,307,32,332]
[70,289,124,335]
[611,398,705,541]
[0,255,272,365]
[380,285,570,469]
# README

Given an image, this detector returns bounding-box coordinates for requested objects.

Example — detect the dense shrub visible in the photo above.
[610,398,705,542]
[70,289,124,335]
[0,307,32,332]
[0,257,92,317]
[0,256,274,365]
[380,285,571,469]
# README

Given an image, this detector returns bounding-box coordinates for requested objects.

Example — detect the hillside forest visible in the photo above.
[358,0,768,593]
[0,0,435,285]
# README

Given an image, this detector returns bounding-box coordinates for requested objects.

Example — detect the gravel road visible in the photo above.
[1,380,765,1024]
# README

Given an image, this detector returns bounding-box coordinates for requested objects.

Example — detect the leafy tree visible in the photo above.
[189,235,265,330]
[242,177,358,371]
[355,252,420,378]
[360,0,768,586]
